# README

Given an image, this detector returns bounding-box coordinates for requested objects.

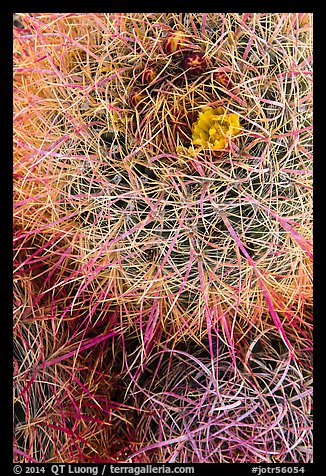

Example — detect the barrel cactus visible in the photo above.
[130,331,312,463]
[14,13,313,463]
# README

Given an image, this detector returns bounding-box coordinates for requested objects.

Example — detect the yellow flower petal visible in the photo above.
[191,107,241,150]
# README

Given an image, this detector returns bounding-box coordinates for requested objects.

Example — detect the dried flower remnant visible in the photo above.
[214,71,233,88]
[192,107,241,150]
[130,89,146,107]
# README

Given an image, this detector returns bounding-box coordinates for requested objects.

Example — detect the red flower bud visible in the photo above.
[182,53,207,76]
[163,30,194,55]
[141,67,157,85]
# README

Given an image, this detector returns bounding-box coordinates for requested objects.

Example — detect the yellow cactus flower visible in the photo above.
[192,107,241,150]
